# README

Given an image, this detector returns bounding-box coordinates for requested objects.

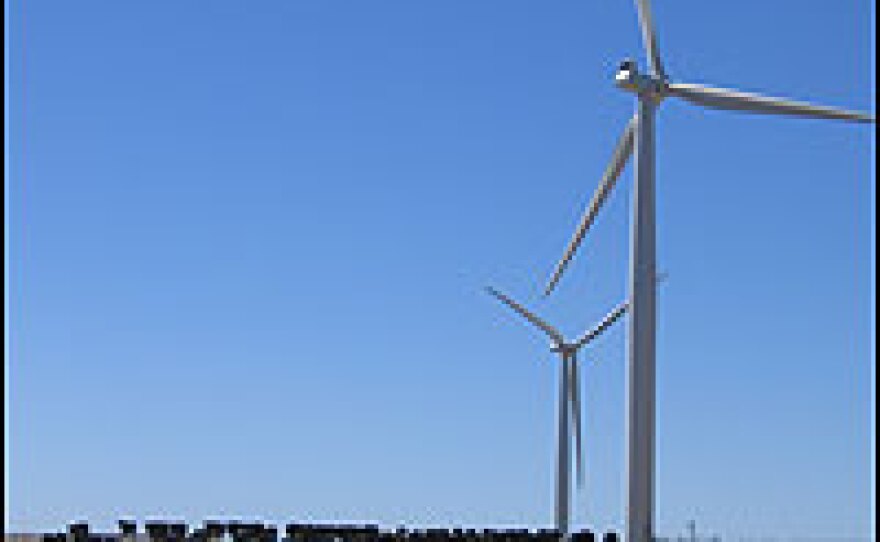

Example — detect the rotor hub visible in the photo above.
[615,59,666,101]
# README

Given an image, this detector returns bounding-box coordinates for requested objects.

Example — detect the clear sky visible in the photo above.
[6,0,875,539]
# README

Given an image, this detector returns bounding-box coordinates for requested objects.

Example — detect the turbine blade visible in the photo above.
[574,301,629,350]
[485,286,565,345]
[573,273,666,350]
[569,355,585,489]
[635,0,665,78]
[544,115,637,296]
[667,82,875,123]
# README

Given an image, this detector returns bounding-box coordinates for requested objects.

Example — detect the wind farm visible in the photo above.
[6,1,875,541]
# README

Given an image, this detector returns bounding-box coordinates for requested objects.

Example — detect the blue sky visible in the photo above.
[6,0,875,539]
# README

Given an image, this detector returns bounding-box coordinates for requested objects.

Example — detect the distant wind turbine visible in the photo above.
[485,286,629,538]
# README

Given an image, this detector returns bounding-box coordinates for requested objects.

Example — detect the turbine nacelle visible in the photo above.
[614,58,666,99]
[550,342,575,356]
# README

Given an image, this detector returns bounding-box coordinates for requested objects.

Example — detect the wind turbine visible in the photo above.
[485,286,630,538]
[539,3,875,542]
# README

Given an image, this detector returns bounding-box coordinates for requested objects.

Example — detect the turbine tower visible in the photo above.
[539,3,875,542]
[486,286,630,538]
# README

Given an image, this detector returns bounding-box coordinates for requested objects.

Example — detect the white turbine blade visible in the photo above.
[635,0,665,78]
[485,286,565,345]
[574,301,629,350]
[667,82,875,123]
[569,355,585,488]
[544,115,637,297]
[573,274,666,350]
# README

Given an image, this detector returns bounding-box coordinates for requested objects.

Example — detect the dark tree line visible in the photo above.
[44,521,620,542]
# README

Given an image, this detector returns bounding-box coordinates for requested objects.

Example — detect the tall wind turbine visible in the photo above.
[486,286,630,538]
[539,3,875,542]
